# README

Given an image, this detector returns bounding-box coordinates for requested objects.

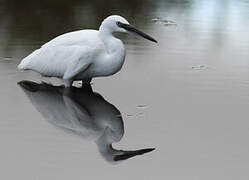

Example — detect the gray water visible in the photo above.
[1,0,249,179]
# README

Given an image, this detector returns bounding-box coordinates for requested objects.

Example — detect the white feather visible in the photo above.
[18,15,156,86]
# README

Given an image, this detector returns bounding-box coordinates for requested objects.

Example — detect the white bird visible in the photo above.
[18,15,157,87]
[18,80,155,163]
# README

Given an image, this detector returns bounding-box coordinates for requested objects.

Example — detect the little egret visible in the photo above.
[18,15,157,87]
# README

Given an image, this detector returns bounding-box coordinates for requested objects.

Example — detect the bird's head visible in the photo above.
[100,15,157,43]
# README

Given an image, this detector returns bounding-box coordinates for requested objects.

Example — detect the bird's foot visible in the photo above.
[82,78,92,85]
[63,79,73,87]
[81,79,93,91]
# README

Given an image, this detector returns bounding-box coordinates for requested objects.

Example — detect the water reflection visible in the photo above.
[18,81,154,164]
[1,0,249,60]
[0,0,157,52]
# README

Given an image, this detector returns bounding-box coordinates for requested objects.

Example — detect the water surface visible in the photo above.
[1,0,249,179]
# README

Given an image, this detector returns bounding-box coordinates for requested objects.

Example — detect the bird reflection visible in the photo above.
[18,81,154,164]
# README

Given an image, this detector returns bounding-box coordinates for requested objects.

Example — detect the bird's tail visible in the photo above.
[18,49,40,70]
[18,58,30,70]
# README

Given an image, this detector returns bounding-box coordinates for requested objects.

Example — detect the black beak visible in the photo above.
[118,22,158,43]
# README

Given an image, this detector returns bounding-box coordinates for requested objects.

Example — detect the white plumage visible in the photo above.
[18,15,157,86]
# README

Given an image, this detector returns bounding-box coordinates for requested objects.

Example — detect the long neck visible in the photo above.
[99,28,121,54]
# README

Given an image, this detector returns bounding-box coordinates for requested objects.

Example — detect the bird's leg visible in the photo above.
[64,79,73,87]
[82,78,93,91]
[82,78,92,85]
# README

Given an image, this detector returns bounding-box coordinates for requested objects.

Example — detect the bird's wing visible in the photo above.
[62,50,92,80]
[19,30,103,78]
[41,30,98,49]
[62,95,98,131]
[21,44,96,78]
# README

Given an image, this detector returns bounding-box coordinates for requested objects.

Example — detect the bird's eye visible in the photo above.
[116,21,121,27]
